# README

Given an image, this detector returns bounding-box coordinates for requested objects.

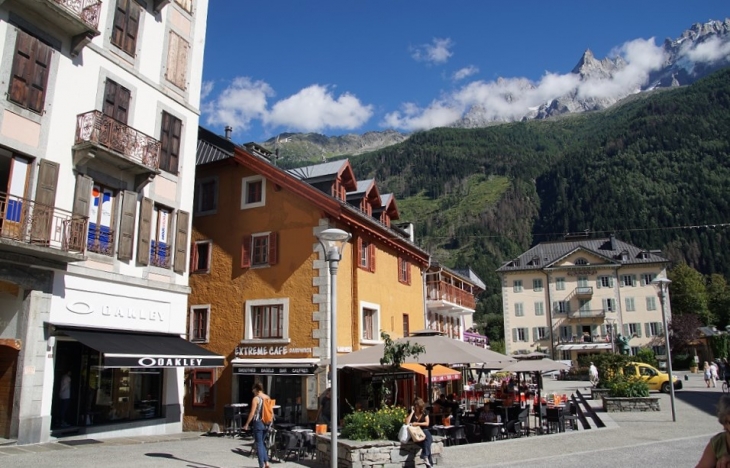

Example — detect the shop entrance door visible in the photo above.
[0,344,19,438]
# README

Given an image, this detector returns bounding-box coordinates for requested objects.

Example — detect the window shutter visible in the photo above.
[602,298,607,312]
[28,39,51,113]
[369,243,376,272]
[9,31,33,107]
[116,85,130,124]
[72,173,93,217]
[657,322,664,336]
[512,328,517,343]
[136,197,153,265]
[596,278,601,289]
[406,260,411,285]
[632,275,637,287]
[552,301,558,313]
[609,277,614,287]
[268,231,278,265]
[356,237,362,266]
[601,324,607,336]
[124,0,140,56]
[102,79,118,118]
[189,242,198,272]
[159,112,171,172]
[35,160,59,207]
[166,32,189,90]
[532,327,537,341]
[117,190,137,260]
[591,324,598,336]
[641,275,647,286]
[111,0,127,48]
[173,210,189,273]
[636,325,642,338]
[170,116,181,172]
[623,324,629,336]
[565,301,571,314]
[645,323,651,337]
[241,235,251,268]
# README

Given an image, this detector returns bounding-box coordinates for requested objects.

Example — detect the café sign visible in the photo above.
[234,345,312,357]
[234,366,316,375]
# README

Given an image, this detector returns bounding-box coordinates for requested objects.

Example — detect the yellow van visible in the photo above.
[622,362,682,393]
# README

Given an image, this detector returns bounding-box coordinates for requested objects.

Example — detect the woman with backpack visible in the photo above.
[243,382,272,468]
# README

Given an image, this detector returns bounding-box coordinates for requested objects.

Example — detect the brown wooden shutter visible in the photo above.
[115,85,130,124]
[173,210,189,273]
[124,0,140,56]
[189,242,198,273]
[170,116,181,172]
[159,112,170,171]
[268,232,278,265]
[368,243,376,272]
[28,38,51,113]
[166,32,189,90]
[8,31,32,106]
[137,197,153,265]
[102,79,118,118]
[117,190,137,260]
[72,173,92,216]
[111,0,127,48]
[241,235,251,268]
[159,112,181,173]
[356,237,363,268]
[35,160,59,207]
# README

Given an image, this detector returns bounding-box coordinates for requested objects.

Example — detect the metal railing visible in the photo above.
[53,0,102,29]
[426,280,476,309]
[463,331,489,347]
[87,224,114,256]
[0,192,87,254]
[75,111,161,172]
[574,286,593,296]
[568,308,606,319]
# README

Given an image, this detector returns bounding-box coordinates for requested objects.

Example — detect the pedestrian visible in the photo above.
[59,370,72,427]
[704,362,713,388]
[242,382,272,468]
[589,362,599,388]
[405,397,434,467]
[695,394,730,467]
[316,387,332,428]
[712,361,720,388]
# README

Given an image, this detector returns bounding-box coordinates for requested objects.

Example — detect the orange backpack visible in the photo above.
[261,397,276,424]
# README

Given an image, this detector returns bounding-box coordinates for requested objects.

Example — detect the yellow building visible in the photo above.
[183,128,429,430]
[497,235,671,363]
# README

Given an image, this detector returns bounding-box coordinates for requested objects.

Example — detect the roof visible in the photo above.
[196,127,235,165]
[430,261,486,291]
[496,236,669,273]
[287,160,348,181]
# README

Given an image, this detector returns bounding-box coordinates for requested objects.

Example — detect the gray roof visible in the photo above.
[452,267,487,290]
[287,160,348,182]
[496,236,669,273]
[196,127,235,165]
[380,194,393,206]
[351,179,374,195]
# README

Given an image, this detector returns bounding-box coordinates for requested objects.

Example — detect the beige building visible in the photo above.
[497,235,671,363]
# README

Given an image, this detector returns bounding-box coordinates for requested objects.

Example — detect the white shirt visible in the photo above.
[589,365,598,378]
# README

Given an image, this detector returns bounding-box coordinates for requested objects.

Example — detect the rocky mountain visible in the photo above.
[259,130,409,165]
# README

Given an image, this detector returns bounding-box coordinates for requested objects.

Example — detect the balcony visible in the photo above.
[74,111,161,178]
[0,191,86,263]
[574,286,593,298]
[427,280,476,313]
[568,308,606,319]
[463,331,489,348]
[19,0,102,55]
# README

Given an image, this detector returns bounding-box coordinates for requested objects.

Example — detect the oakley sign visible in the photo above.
[138,357,203,367]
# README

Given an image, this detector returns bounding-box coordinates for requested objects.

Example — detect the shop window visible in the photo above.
[190,240,212,274]
[241,176,265,209]
[244,298,289,342]
[192,369,214,407]
[189,305,209,343]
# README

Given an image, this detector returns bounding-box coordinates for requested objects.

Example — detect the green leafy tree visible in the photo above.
[707,274,730,328]
[668,263,711,323]
[379,331,425,404]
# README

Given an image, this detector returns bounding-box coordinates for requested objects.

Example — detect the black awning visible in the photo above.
[60,328,225,368]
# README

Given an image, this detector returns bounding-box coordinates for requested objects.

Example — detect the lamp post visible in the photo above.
[652,277,677,422]
[606,317,616,354]
[316,228,351,468]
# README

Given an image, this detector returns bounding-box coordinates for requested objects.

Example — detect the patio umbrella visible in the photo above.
[336,330,515,405]
[514,351,549,360]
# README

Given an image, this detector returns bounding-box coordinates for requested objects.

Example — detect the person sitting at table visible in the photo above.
[478,403,498,423]
[434,394,449,414]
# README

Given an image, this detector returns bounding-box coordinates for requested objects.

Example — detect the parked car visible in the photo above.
[622,362,682,393]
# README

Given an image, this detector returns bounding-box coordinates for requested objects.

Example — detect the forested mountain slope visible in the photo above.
[350,69,730,324]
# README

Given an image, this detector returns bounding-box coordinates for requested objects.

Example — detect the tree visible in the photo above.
[707,274,730,329]
[668,313,702,354]
[668,263,711,324]
[379,332,425,405]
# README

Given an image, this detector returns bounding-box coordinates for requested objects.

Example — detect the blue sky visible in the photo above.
[200,1,729,142]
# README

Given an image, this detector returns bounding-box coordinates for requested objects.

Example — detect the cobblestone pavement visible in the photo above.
[1,371,723,467]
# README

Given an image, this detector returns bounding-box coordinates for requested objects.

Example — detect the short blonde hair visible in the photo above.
[718,395,730,424]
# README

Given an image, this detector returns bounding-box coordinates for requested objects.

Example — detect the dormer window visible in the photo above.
[575,258,588,265]
[620,250,629,261]
[531,256,540,266]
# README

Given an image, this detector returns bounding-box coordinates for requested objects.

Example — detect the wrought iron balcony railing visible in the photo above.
[75,111,161,173]
[87,224,115,256]
[54,0,102,29]
[0,191,87,254]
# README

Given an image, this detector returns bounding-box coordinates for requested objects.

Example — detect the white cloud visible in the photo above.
[411,38,454,64]
[200,81,214,100]
[681,36,730,63]
[265,85,373,132]
[203,77,273,131]
[452,66,479,81]
[383,102,462,131]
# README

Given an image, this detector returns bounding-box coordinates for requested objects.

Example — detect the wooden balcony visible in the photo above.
[73,111,161,177]
[0,191,86,263]
[574,286,593,298]
[20,0,102,55]
[427,280,476,311]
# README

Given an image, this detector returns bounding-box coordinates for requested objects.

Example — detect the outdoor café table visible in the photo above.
[480,422,503,441]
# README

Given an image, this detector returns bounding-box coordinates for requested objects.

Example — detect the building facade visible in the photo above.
[0,0,215,444]
[497,235,671,363]
[184,128,430,430]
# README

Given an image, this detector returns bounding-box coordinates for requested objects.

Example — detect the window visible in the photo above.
[577,276,588,288]
[628,323,642,337]
[165,31,189,90]
[8,30,51,113]
[646,322,663,337]
[398,257,411,285]
[175,0,193,13]
[534,327,548,340]
[194,177,217,214]
[244,299,289,341]
[630,346,641,357]
[192,369,214,408]
[150,204,172,268]
[625,297,636,312]
[513,280,523,293]
[111,0,141,56]
[87,184,116,256]
[103,79,130,123]
[553,301,570,314]
[403,314,410,337]
[241,176,265,209]
[190,240,211,274]
[137,198,189,273]
[360,302,380,343]
[189,305,210,343]
[646,296,657,311]
[159,112,182,173]
[641,273,657,286]
[240,232,278,268]
[559,325,572,341]
[357,237,376,272]
[602,298,616,312]
[532,279,543,292]
[579,299,590,312]
[621,275,636,287]
[534,302,544,316]
[514,303,524,317]
[574,258,588,265]
[512,328,528,342]
[597,276,613,288]
[652,345,666,356]
[555,277,565,291]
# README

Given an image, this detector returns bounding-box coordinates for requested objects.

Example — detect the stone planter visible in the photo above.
[603,396,660,412]
[591,388,610,400]
[315,434,445,467]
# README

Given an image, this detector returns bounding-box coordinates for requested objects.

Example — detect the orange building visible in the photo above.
[183,128,430,430]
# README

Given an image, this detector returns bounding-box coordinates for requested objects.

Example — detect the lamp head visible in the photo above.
[651,277,671,294]
[316,228,351,261]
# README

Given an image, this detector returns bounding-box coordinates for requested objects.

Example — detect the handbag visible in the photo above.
[407,425,426,443]
[398,424,410,443]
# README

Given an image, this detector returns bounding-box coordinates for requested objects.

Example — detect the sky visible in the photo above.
[200,1,730,143]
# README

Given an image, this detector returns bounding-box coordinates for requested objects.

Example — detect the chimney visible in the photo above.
[224,126,232,140]
[610,233,617,250]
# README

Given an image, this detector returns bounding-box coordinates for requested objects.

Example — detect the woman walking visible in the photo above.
[243,382,272,468]
[405,398,434,467]
[705,362,714,388]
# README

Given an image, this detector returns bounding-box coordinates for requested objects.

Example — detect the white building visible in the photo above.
[0,0,221,445]
[497,235,671,363]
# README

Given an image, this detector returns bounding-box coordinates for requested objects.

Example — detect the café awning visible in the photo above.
[231,358,319,375]
[59,327,224,368]
[402,363,461,382]
[555,343,612,351]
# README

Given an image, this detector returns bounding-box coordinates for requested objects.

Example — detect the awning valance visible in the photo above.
[59,327,224,368]
[231,358,319,375]
[401,363,461,382]
[555,343,612,351]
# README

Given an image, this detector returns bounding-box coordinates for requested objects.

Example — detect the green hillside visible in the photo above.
[350,68,730,332]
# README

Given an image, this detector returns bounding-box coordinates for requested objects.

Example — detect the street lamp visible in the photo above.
[652,277,677,422]
[606,317,616,354]
[316,228,351,468]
